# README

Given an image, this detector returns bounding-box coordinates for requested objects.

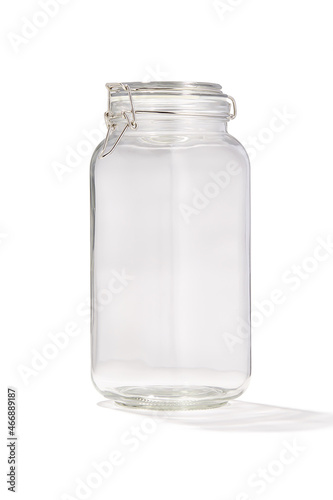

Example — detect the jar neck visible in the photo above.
[114,113,228,136]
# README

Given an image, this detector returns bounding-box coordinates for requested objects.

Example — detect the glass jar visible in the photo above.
[90,82,251,410]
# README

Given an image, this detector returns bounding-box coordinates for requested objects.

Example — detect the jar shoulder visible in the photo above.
[90,132,250,170]
[90,139,105,171]
[222,132,250,166]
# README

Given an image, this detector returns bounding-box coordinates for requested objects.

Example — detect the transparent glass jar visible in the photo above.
[90,82,250,410]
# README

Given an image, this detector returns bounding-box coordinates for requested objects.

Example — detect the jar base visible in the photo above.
[102,385,237,411]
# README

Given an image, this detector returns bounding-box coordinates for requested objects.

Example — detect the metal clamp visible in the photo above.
[224,94,237,120]
[99,83,138,159]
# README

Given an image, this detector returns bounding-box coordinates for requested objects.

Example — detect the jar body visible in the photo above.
[91,85,250,409]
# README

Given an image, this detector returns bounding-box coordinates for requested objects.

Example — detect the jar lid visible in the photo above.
[110,81,224,96]
[108,81,236,119]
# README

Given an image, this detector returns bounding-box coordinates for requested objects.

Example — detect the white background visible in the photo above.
[1,0,333,498]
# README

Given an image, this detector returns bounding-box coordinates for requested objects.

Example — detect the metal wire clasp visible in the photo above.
[225,95,237,120]
[99,83,138,159]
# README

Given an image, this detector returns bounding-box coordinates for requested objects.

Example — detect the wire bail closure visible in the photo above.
[226,95,237,120]
[99,83,138,159]
[99,83,237,159]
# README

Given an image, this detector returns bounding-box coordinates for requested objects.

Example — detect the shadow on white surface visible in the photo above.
[98,399,333,432]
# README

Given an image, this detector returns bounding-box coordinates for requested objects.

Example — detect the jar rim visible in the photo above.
[110,81,225,97]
